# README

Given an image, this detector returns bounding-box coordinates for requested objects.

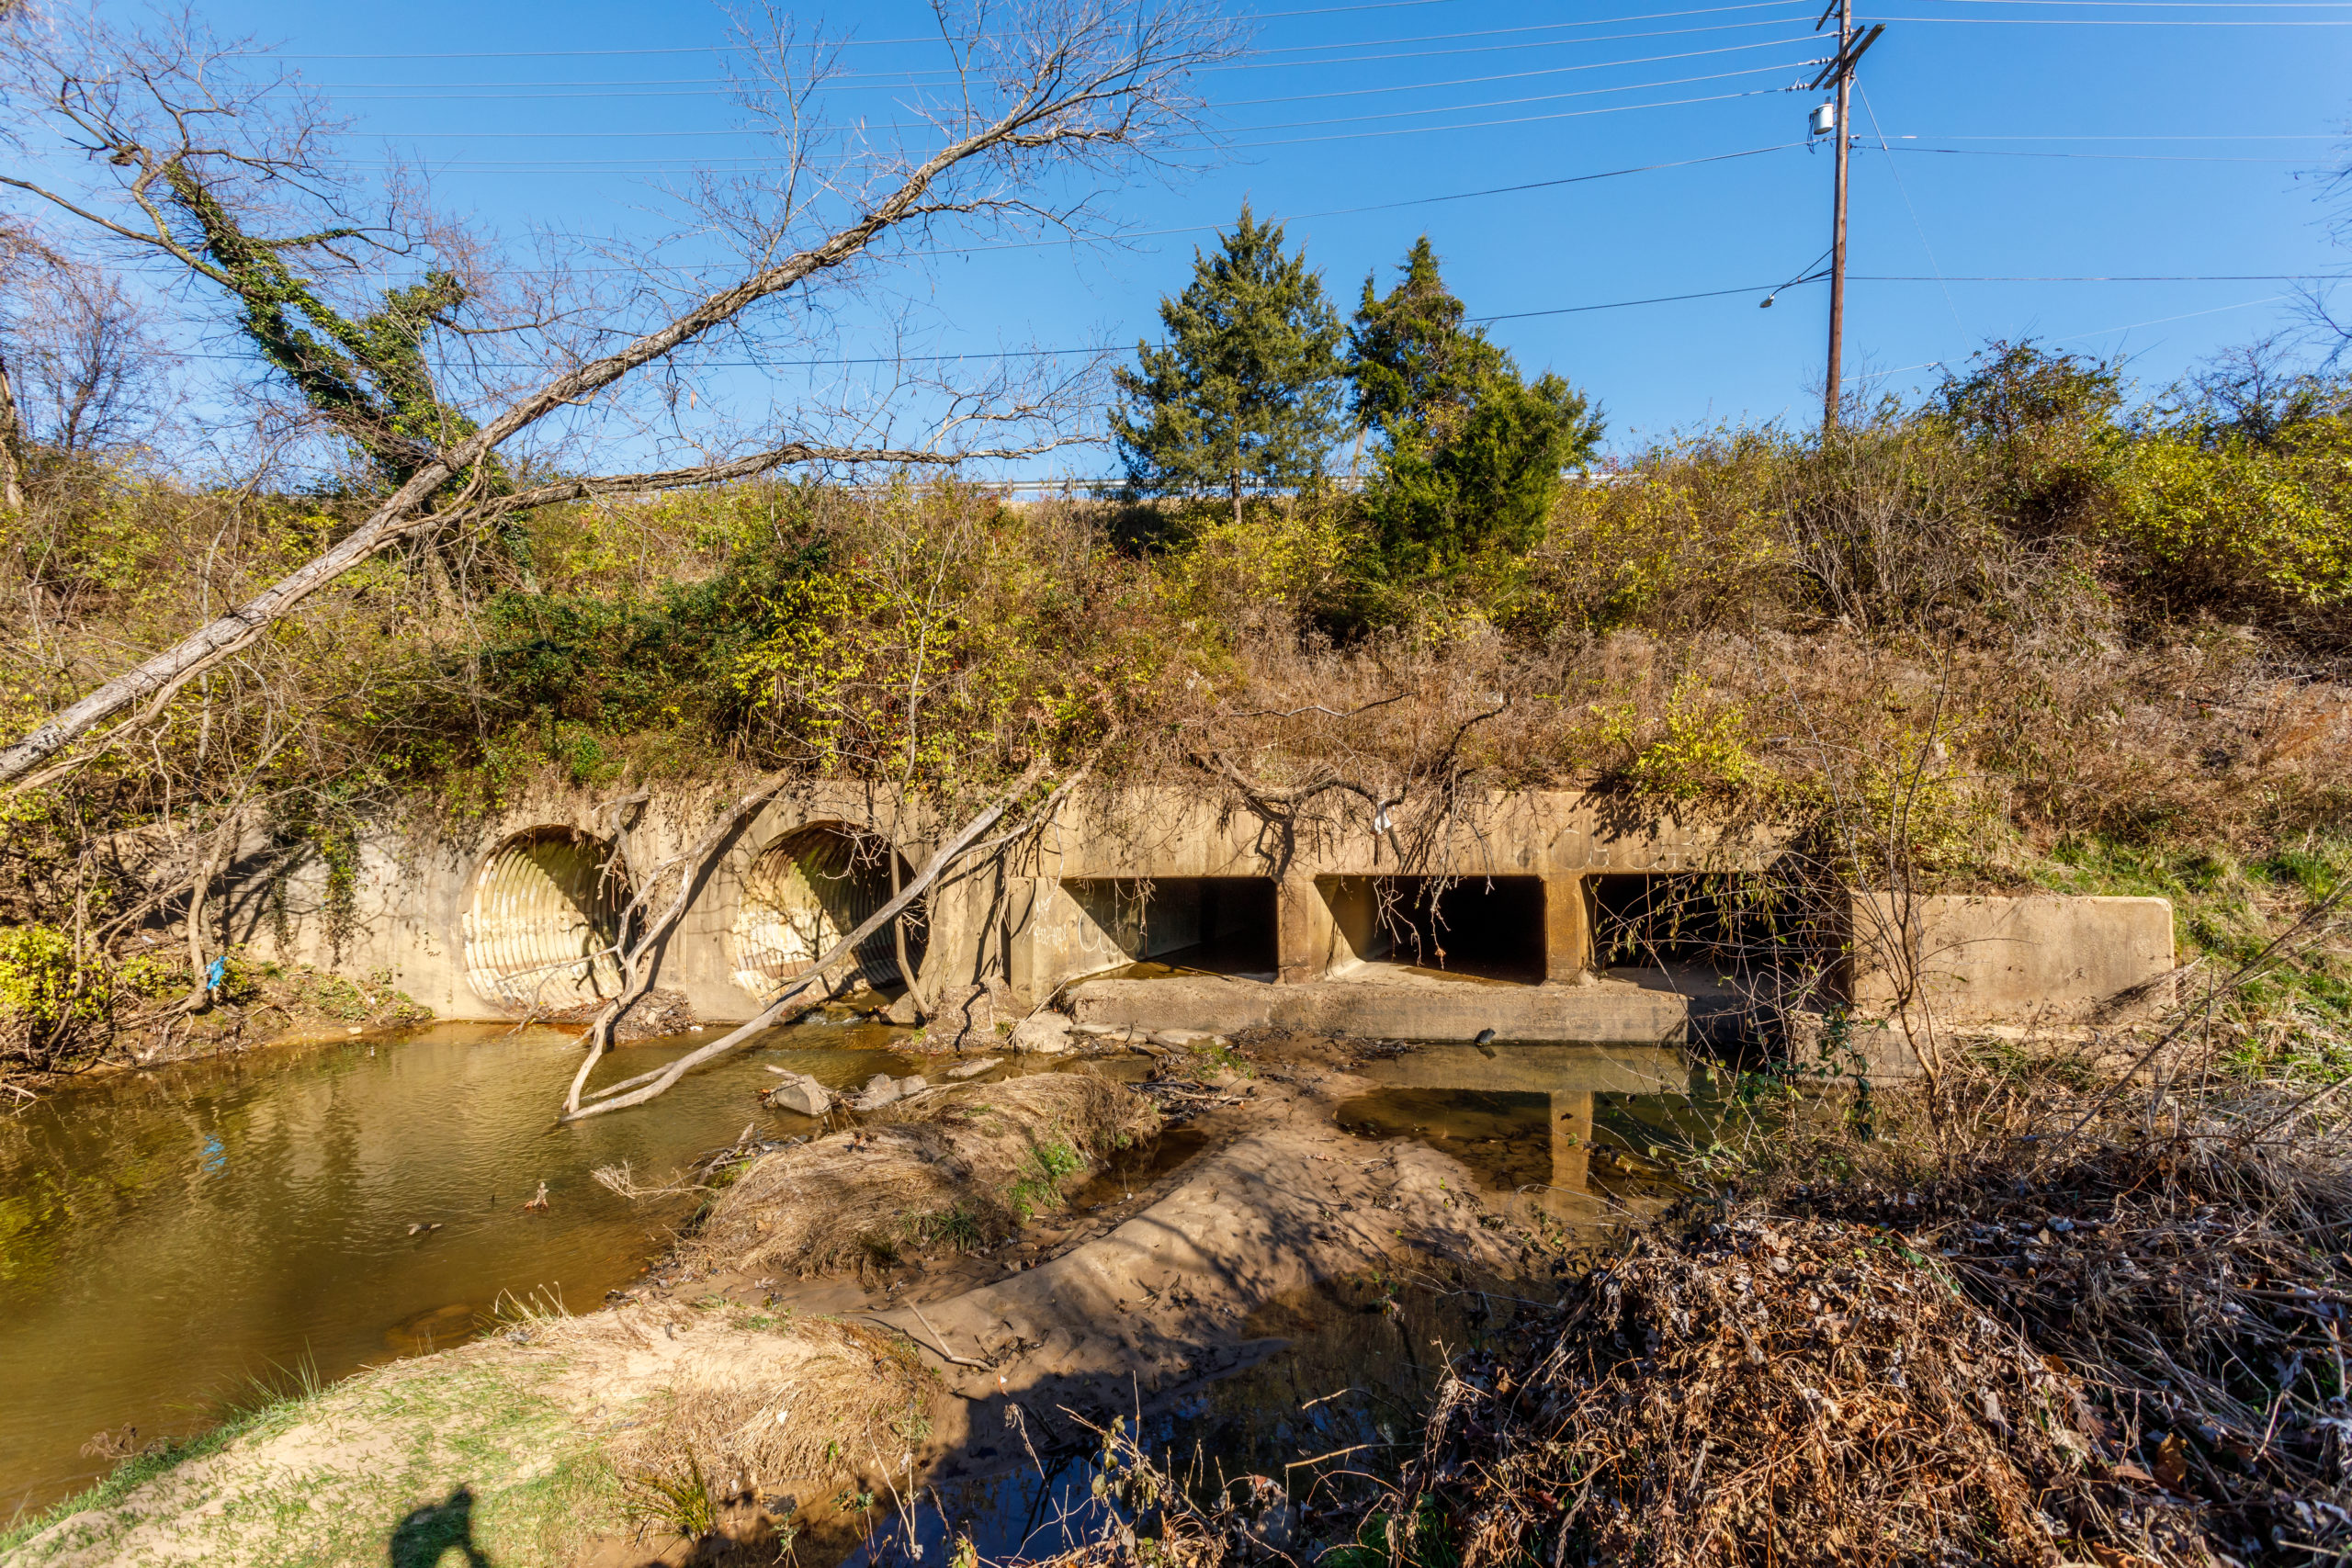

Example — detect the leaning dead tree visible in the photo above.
[0,0,1233,784]
[560,757,1058,1122]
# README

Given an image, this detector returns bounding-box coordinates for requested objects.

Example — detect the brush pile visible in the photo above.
[1384,1114,2350,1568]
[1793,1124,2352,1566]
[1396,1210,2144,1568]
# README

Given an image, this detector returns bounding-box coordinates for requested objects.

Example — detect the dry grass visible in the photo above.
[691,1071,1160,1277]
[528,1300,939,1506]
[1394,1211,2133,1568]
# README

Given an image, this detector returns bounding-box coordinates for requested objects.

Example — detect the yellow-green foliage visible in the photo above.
[1526,434,1792,632]
[1168,500,1366,626]
[0,924,97,1031]
[0,924,183,1037]
[727,484,1181,786]
[1596,671,1759,804]
[2109,426,2352,604]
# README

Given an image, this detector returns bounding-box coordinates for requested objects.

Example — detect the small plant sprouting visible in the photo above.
[622,1454,718,1540]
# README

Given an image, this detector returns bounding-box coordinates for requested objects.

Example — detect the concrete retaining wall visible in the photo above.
[218,784,2177,1043]
[1848,894,2178,1025]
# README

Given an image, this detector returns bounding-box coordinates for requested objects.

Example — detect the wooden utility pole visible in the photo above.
[1811,5,1883,429]
[0,353,26,512]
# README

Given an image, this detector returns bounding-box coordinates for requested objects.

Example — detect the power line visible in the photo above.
[313,128,2335,171]
[1898,132,2339,139]
[293,33,1821,106]
[1879,12,2352,19]
[297,11,1820,87]
[1907,0,2352,8]
[1883,145,2324,161]
[1858,83,1964,335]
[250,1,1811,61]
[1190,86,1800,146]
[1850,272,2342,278]
[136,141,1813,277]
[160,269,2344,370]
[292,73,1815,141]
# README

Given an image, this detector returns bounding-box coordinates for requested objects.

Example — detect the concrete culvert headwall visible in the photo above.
[731,824,923,997]
[461,828,629,1012]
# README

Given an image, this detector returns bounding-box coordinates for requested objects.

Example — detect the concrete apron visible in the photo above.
[1065,973,1692,1044]
[1069,978,1698,1226]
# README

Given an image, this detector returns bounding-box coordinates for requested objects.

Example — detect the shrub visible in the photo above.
[2109,424,2352,608]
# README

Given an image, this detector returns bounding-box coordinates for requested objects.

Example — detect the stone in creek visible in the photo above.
[847,1073,901,1111]
[946,1057,1001,1080]
[848,1073,928,1112]
[764,1072,833,1117]
[1009,1015,1073,1055]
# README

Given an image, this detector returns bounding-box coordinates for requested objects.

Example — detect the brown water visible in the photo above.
[0,1019,924,1516]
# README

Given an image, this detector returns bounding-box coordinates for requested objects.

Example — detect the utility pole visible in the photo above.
[1809,3,1883,429]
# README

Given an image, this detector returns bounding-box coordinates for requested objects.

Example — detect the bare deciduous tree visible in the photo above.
[0,0,1236,784]
[0,245,175,464]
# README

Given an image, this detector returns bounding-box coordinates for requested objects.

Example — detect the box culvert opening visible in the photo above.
[1589,873,1826,1043]
[461,828,629,1012]
[1061,876,1278,977]
[731,824,924,998]
[1589,873,1807,972]
[1322,874,1546,983]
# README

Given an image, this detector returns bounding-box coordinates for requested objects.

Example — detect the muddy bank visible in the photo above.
[2,1033,1572,1566]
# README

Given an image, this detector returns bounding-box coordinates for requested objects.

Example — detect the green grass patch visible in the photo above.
[2029,834,2350,1078]
[1005,1138,1086,1222]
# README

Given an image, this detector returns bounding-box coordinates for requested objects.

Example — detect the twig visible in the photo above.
[904,1301,988,1370]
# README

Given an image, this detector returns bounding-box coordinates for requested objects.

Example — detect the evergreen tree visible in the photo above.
[1347,237,1603,567]
[1113,205,1347,522]
[1345,235,1506,438]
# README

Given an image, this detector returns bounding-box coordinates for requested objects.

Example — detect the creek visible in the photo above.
[0,1020,1736,1539]
[0,1020,923,1516]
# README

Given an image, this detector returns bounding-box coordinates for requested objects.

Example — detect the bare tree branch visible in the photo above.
[0,0,1235,784]
[560,756,1051,1122]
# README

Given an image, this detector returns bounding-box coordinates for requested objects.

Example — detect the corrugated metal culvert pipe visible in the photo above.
[460,829,629,1012]
[730,823,923,998]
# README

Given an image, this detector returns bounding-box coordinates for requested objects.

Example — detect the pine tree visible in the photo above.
[1112,204,1347,523]
[1345,235,1507,439]
[1346,237,1604,567]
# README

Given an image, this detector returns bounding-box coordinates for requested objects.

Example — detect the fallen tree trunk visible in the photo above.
[561,777,793,1118]
[557,759,1048,1124]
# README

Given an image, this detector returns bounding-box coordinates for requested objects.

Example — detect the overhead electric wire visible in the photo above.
[159,141,1809,302]
[252,1,1811,62]
[162,261,2348,371]
[1900,132,2337,139]
[292,19,1824,99]
[1228,85,1796,144]
[1878,11,2352,19]
[298,32,1821,105]
[1885,145,2323,161]
[1859,84,1965,334]
[300,64,1820,142]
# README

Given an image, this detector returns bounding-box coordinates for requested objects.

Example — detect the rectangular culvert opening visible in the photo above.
[1323,875,1546,984]
[1589,873,1822,1039]
[1061,876,1279,978]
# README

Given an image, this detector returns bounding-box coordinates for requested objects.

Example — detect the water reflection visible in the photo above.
[1338,1043,1733,1220]
[0,1018,920,1512]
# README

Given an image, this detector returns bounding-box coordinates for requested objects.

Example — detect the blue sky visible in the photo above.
[153,0,2352,464]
